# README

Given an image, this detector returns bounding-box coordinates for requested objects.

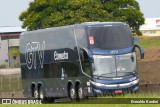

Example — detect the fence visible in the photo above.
[0,74,21,92]
[0,68,21,92]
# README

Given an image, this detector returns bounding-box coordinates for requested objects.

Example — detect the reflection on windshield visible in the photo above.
[93,52,137,77]
[116,53,137,76]
[93,55,116,77]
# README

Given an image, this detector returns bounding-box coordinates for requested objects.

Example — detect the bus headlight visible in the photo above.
[131,79,139,85]
[129,77,137,82]
[90,81,105,87]
[94,82,105,87]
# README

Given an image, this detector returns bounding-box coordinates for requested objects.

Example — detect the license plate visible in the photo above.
[115,90,122,94]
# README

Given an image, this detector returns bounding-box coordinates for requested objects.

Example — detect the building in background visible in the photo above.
[0,27,26,68]
[140,18,160,36]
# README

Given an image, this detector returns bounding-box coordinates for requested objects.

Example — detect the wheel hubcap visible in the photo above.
[70,88,75,99]
[78,88,83,99]
[34,90,38,98]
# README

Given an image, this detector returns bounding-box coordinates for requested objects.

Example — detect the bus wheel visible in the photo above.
[33,88,38,98]
[69,85,75,100]
[77,85,84,99]
[38,86,45,100]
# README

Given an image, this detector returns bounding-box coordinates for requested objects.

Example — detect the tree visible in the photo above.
[101,0,144,35]
[19,0,113,30]
[9,47,20,57]
[19,0,144,35]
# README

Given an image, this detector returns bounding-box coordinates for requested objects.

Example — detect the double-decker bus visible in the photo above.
[20,22,144,100]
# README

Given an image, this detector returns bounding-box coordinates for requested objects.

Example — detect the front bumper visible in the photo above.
[90,79,139,95]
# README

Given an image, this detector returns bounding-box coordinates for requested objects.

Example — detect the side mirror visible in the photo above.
[134,44,144,59]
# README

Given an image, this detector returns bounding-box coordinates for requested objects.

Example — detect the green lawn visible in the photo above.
[1,104,159,107]
[136,36,160,49]
[1,93,160,107]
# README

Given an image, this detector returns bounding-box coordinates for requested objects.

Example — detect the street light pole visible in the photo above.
[7,37,10,68]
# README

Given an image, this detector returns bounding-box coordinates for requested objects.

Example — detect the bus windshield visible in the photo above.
[93,52,137,78]
[87,25,134,50]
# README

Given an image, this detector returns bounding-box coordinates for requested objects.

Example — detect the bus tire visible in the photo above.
[77,85,84,100]
[33,87,38,98]
[69,85,75,100]
[38,86,45,100]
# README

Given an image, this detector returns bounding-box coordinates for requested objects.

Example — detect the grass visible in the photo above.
[0,64,6,69]
[42,105,159,107]
[0,74,160,107]
[136,36,160,49]
[0,93,160,107]
[1,103,159,107]
[0,80,159,107]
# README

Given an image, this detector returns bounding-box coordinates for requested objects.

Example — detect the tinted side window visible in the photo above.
[52,63,61,78]
[61,61,79,77]
[43,64,53,78]
[40,28,76,50]
[81,50,92,76]
[42,62,61,78]
[75,28,88,48]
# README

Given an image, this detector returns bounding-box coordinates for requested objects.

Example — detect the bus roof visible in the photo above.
[74,22,127,28]
[21,22,127,35]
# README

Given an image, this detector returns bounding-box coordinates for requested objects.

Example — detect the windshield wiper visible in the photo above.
[117,71,137,77]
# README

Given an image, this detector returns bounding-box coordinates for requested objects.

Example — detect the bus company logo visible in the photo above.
[25,41,45,69]
[54,51,68,60]
[110,50,119,54]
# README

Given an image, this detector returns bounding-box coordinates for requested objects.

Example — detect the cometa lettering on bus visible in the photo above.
[54,51,68,60]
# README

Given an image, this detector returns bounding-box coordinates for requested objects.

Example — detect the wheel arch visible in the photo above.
[30,82,36,97]
[75,80,81,87]
[37,82,43,91]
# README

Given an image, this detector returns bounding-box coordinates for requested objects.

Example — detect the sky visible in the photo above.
[136,0,160,18]
[0,0,160,27]
[0,0,31,27]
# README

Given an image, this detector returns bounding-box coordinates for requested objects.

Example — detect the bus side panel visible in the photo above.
[20,27,90,98]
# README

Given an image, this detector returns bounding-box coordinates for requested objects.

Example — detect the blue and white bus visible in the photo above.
[20,22,144,100]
